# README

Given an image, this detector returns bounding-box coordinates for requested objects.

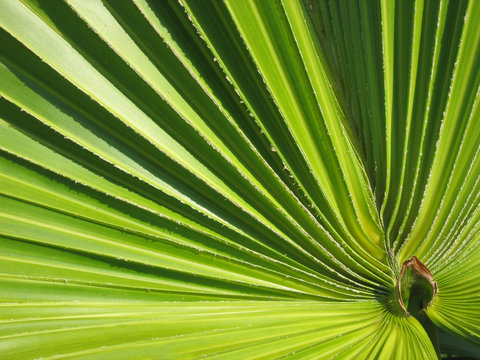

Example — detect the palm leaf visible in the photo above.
[0,0,479,358]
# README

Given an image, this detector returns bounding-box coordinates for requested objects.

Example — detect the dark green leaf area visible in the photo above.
[439,328,480,359]
[400,266,440,357]
[401,270,435,316]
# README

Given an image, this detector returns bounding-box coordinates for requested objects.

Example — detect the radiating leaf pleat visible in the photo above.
[0,0,479,358]
[0,301,437,359]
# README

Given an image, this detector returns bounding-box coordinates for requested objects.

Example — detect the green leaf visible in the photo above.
[1,0,479,358]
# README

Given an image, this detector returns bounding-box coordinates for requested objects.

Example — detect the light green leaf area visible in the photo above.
[0,0,479,358]
[0,301,436,359]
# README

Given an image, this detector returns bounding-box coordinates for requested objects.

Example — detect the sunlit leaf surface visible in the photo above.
[0,0,479,358]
